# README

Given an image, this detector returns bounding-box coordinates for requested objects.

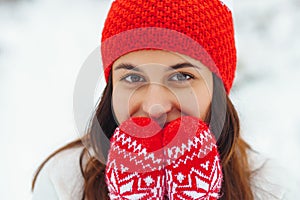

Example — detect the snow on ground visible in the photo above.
[0,0,299,199]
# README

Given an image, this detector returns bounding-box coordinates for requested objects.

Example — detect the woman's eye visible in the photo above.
[169,72,194,82]
[122,74,146,83]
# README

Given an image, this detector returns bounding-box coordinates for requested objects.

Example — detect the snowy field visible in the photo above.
[0,0,299,199]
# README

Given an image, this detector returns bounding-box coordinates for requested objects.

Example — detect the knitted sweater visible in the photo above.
[32,147,84,200]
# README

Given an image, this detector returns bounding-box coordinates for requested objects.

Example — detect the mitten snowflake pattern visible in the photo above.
[105,117,166,200]
[105,116,223,200]
[163,116,223,200]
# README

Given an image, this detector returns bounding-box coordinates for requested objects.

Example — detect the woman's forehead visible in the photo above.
[113,50,188,68]
[112,50,210,73]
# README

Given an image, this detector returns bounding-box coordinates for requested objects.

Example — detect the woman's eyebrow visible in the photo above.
[113,62,200,71]
[114,63,140,71]
[166,62,200,71]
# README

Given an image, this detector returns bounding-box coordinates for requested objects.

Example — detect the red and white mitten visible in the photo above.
[105,117,165,200]
[163,116,223,200]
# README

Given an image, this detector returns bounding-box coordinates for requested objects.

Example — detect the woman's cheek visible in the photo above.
[195,87,212,121]
[170,88,200,118]
[175,86,211,121]
[112,87,132,124]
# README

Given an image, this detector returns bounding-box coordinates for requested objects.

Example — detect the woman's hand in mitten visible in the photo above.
[105,117,165,200]
[163,116,223,200]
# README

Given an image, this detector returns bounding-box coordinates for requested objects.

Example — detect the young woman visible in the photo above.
[31,0,270,199]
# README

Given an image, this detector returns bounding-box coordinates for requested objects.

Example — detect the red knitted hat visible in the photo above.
[101,0,236,93]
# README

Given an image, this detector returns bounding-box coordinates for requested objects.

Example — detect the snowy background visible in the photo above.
[0,0,299,199]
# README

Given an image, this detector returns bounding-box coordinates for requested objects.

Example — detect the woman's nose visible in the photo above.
[141,84,173,120]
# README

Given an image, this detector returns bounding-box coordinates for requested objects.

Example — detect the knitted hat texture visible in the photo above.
[101,0,236,93]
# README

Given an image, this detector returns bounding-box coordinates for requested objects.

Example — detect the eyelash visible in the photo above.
[119,72,195,84]
[168,72,195,82]
[120,73,146,83]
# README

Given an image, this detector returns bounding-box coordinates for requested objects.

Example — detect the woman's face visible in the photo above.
[111,50,213,127]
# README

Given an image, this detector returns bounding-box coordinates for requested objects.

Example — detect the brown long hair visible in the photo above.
[32,72,255,200]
